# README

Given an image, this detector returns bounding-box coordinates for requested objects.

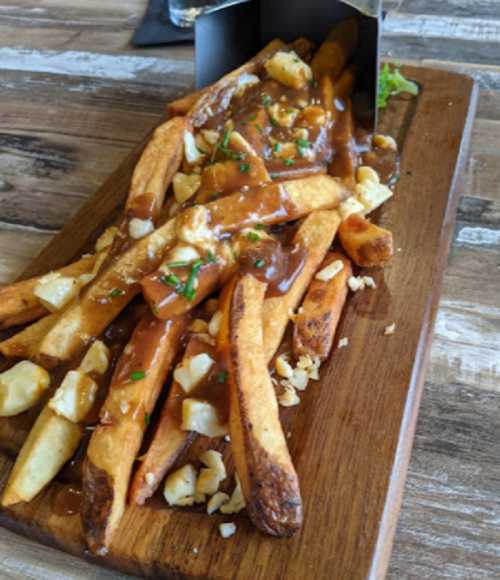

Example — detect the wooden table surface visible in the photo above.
[0,1,498,578]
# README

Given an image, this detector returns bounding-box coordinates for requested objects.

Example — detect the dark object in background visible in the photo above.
[132,0,194,45]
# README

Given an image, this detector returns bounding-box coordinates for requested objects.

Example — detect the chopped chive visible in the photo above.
[216,371,228,383]
[109,288,125,298]
[239,163,250,173]
[283,158,295,166]
[247,231,260,242]
[309,79,319,88]
[255,124,263,133]
[254,258,265,269]
[248,114,257,121]
[151,304,160,316]
[183,259,203,301]
[160,273,181,287]
[167,260,190,269]
[206,250,217,264]
[269,117,278,127]
[221,129,232,148]
[144,412,151,426]
[273,142,282,153]
[255,223,266,230]
[286,108,295,114]
[295,138,311,149]
[212,191,222,198]
[131,370,145,381]
[262,95,272,106]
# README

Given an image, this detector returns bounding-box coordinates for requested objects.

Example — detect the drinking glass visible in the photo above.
[169,0,225,28]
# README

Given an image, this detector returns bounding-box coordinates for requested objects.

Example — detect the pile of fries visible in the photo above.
[0,18,396,549]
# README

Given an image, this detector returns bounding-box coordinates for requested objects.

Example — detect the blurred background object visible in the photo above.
[169,0,225,27]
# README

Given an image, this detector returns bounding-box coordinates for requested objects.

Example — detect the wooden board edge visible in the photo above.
[368,73,479,580]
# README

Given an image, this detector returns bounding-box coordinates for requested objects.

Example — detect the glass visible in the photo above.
[169,0,225,28]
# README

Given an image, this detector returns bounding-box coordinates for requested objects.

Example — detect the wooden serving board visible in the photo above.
[0,66,477,580]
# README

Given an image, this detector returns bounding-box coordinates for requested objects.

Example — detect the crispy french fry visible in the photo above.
[128,117,188,220]
[37,175,349,365]
[310,18,358,81]
[329,99,357,186]
[1,406,82,506]
[0,314,59,360]
[338,213,393,267]
[130,335,215,505]
[82,313,188,552]
[263,210,341,359]
[0,254,98,330]
[167,90,203,118]
[219,273,302,536]
[108,117,188,259]
[333,64,356,100]
[1,341,110,506]
[293,252,351,360]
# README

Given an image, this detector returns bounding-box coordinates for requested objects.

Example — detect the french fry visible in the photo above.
[109,117,188,258]
[310,18,358,81]
[36,175,349,365]
[1,406,82,506]
[329,99,357,187]
[293,252,351,360]
[1,341,110,506]
[0,254,98,330]
[263,210,341,359]
[82,313,188,552]
[167,90,203,118]
[333,64,356,100]
[130,335,215,505]
[219,273,302,536]
[338,213,394,267]
[0,314,59,359]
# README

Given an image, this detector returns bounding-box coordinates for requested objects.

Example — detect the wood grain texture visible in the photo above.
[0,67,477,579]
[0,0,499,577]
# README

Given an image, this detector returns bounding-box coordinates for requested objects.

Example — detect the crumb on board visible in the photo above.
[384,322,396,335]
[338,337,349,348]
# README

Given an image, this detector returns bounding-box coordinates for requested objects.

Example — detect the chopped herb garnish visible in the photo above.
[293,58,300,63]
[167,260,190,269]
[151,304,160,316]
[131,370,145,381]
[377,63,419,109]
[248,114,257,121]
[211,191,221,198]
[160,273,182,288]
[247,231,260,242]
[183,259,203,301]
[109,288,125,298]
[273,142,282,153]
[239,163,250,173]
[262,94,272,106]
[144,412,151,426]
[295,138,311,149]
[283,158,295,166]
[254,258,265,269]
[216,371,228,383]
[221,129,232,148]
[205,250,217,264]
[308,79,319,88]
[255,223,266,230]
[286,108,295,114]
[255,124,264,133]
[270,117,278,127]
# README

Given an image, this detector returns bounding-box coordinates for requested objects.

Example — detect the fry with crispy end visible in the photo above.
[263,210,341,359]
[310,18,358,81]
[1,406,82,506]
[130,335,215,505]
[219,273,302,536]
[0,314,59,359]
[82,313,188,552]
[338,213,394,267]
[293,252,352,360]
[109,117,188,258]
[0,255,98,330]
[36,175,349,365]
